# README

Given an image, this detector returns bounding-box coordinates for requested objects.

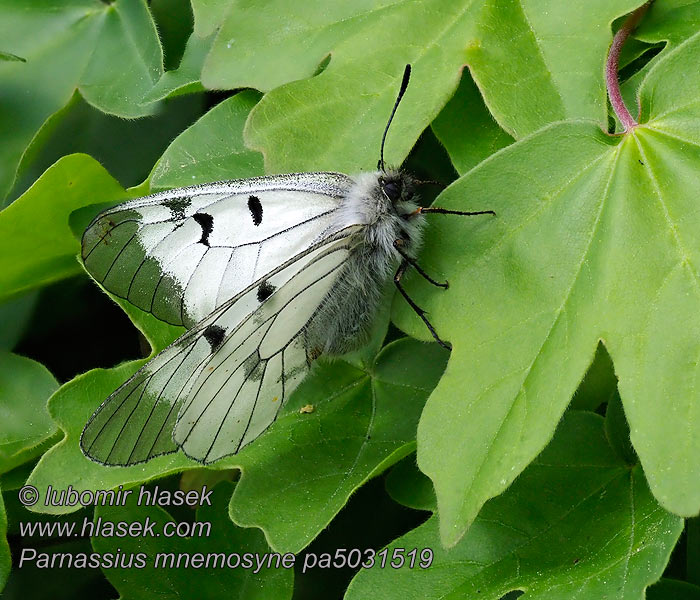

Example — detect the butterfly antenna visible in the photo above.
[378,64,412,172]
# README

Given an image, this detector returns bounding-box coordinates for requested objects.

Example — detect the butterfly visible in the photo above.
[79,65,494,466]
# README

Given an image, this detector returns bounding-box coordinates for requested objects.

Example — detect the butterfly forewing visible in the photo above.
[81,173,354,327]
[81,227,361,465]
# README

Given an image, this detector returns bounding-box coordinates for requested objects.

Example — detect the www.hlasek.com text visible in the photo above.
[20,514,211,540]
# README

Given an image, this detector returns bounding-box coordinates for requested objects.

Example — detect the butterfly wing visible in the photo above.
[81,173,354,327]
[80,227,361,465]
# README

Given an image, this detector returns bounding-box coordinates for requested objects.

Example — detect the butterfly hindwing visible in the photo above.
[81,173,354,327]
[80,228,360,465]
[173,235,354,463]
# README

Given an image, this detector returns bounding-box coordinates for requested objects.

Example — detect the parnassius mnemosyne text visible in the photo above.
[80,65,494,466]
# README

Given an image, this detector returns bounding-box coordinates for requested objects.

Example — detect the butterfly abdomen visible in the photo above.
[302,245,389,356]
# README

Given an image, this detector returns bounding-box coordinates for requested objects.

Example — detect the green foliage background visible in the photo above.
[0,0,698,598]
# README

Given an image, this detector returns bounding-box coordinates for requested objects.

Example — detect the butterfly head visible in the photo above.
[378,169,419,216]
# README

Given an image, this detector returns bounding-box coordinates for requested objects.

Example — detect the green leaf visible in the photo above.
[618,36,663,70]
[10,92,204,204]
[179,467,236,493]
[191,0,233,38]
[0,353,59,474]
[621,1,700,126]
[393,30,700,545]
[0,462,34,493]
[0,487,9,593]
[93,482,293,600]
[0,0,163,203]
[227,338,448,553]
[635,0,700,48]
[0,293,38,351]
[385,454,436,512]
[199,0,643,173]
[77,0,163,116]
[0,154,129,302]
[142,32,215,103]
[150,0,194,71]
[468,1,570,137]
[151,90,264,189]
[116,300,185,356]
[431,70,513,175]
[347,413,684,600]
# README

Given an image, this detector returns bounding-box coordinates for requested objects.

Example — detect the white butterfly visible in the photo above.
[80,65,493,466]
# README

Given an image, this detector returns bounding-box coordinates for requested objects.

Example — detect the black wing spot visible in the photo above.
[257,280,276,303]
[192,212,214,246]
[248,195,263,226]
[164,196,191,220]
[203,324,226,351]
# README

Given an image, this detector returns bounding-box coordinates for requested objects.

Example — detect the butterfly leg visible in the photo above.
[414,207,496,217]
[394,260,451,350]
[393,238,448,288]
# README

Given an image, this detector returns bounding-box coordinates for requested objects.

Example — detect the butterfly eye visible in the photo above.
[382,180,401,201]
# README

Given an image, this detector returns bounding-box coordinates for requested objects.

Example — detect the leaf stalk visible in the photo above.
[606,1,653,132]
